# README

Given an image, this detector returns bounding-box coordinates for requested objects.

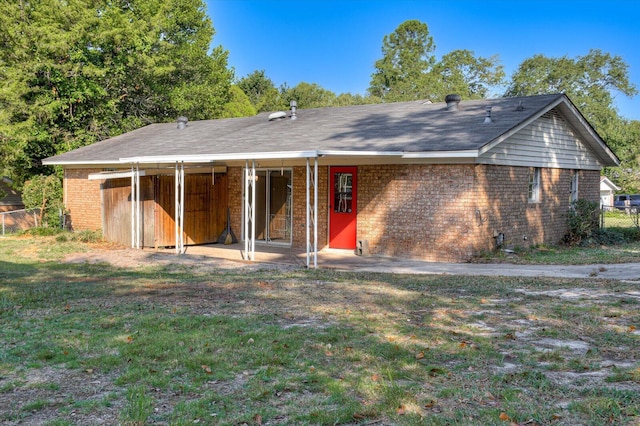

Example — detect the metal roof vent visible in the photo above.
[445,94,461,111]
[268,111,287,121]
[176,116,188,129]
[483,107,493,124]
[290,100,297,120]
[515,101,525,111]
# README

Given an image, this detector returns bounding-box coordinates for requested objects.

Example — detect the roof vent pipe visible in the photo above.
[483,107,493,124]
[290,100,297,120]
[177,116,188,129]
[445,94,461,111]
[515,101,525,111]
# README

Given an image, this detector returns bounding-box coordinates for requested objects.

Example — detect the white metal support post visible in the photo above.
[251,160,256,260]
[135,162,141,249]
[243,160,256,261]
[175,161,185,254]
[130,164,136,248]
[306,157,318,268]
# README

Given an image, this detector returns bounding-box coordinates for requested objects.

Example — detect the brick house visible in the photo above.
[43,94,619,266]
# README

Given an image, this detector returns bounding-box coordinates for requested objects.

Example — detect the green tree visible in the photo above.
[369,20,436,101]
[368,20,504,103]
[220,85,257,118]
[237,70,281,113]
[506,50,639,191]
[505,49,637,130]
[281,82,337,109]
[0,0,233,187]
[22,174,63,227]
[431,50,505,100]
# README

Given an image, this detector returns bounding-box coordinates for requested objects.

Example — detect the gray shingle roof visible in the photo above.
[43,94,617,166]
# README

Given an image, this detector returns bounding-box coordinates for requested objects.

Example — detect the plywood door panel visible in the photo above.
[154,173,228,247]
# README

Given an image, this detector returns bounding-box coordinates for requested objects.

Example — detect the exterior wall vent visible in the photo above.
[176,116,188,129]
[445,94,461,111]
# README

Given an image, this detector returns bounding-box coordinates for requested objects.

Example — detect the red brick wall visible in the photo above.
[63,168,103,231]
[358,164,476,262]
[357,164,601,262]
[470,165,600,256]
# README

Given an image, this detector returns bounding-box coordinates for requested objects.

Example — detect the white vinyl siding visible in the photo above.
[478,110,602,170]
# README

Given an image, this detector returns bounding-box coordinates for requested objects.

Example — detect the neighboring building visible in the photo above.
[0,177,25,213]
[600,176,621,209]
[43,94,619,265]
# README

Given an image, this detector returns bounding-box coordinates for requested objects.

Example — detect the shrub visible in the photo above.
[564,199,600,246]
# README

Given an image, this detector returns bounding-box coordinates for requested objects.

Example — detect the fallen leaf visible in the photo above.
[371,374,381,381]
[126,336,133,343]
[459,342,467,348]
[628,325,636,332]
[201,365,212,374]
[416,351,425,360]
[424,400,436,408]
[499,412,510,421]
[397,405,405,415]
[253,414,262,425]
[325,351,333,357]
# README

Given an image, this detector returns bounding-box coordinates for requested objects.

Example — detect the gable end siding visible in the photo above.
[478,109,602,170]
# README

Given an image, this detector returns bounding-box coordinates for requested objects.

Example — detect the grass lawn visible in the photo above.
[1,236,639,425]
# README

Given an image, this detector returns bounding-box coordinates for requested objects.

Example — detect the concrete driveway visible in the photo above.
[183,244,640,281]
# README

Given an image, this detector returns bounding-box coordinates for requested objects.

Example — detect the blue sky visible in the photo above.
[207,0,640,120]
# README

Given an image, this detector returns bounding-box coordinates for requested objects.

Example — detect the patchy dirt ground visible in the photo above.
[2,244,639,425]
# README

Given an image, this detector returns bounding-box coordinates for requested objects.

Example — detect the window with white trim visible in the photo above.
[528,167,541,203]
[569,170,579,204]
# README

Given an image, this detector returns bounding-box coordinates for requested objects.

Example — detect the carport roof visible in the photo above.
[43,93,619,167]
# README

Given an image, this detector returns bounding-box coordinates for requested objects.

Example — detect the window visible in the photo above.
[528,167,541,203]
[333,172,353,213]
[569,170,579,204]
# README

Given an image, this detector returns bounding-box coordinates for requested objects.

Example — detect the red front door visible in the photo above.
[329,166,357,249]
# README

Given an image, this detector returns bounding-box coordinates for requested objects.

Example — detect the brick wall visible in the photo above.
[470,165,600,255]
[64,168,103,231]
[358,164,476,262]
[357,164,602,262]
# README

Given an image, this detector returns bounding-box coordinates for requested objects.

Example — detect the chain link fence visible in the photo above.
[600,205,640,230]
[0,207,67,236]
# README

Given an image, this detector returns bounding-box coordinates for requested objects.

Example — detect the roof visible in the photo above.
[43,94,619,167]
[600,176,621,191]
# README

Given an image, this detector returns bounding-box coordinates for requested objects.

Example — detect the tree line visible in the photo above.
[0,3,638,195]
